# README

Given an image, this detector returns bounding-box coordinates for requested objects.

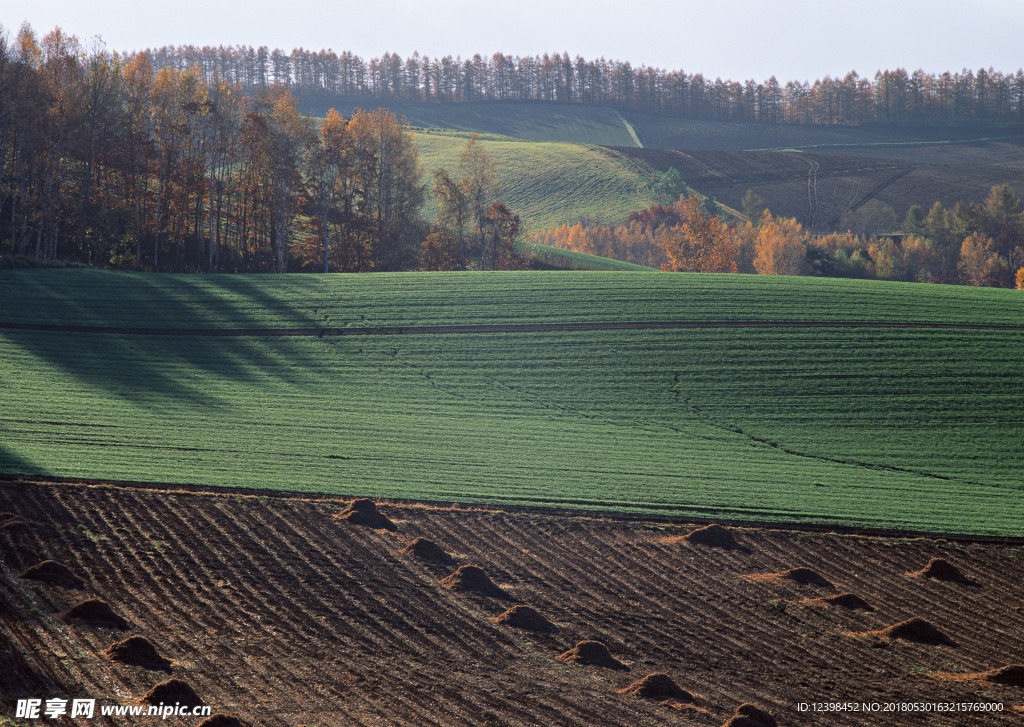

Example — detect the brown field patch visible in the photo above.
[492,605,557,632]
[907,557,973,583]
[103,635,172,670]
[932,664,1024,687]
[18,560,85,588]
[800,592,875,610]
[439,564,510,598]
[198,716,249,727]
[747,567,833,587]
[400,536,455,564]
[722,702,778,727]
[64,598,129,629]
[853,617,957,646]
[618,672,694,702]
[667,523,740,549]
[1,480,1022,726]
[557,640,627,670]
[334,498,395,530]
[141,678,203,708]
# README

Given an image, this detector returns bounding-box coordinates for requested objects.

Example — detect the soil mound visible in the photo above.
[65,599,129,629]
[909,558,967,582]
[778,567,831,586]
[750,567,831,587]
[103,635,172,670]
[722,703,778,727]
[617,673,694,702]
[557,640,627,670]
[493,605,557,632]
[440,565,509,599]
[401,537,454,564]
[19,560,85,588]
[879,618,955,646]
[336,499,395,530]
[982,665,1024,686]
[812,593,874,610]
[198,715,249,727]
[140,679,203,708]
[682,524,738,549]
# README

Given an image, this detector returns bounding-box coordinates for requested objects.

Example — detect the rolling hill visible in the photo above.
[298,99,1024,235]
[1,269,1022,536]
[413,129,657,229]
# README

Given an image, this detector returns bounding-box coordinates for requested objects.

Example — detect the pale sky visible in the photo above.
[2,0,1022,82]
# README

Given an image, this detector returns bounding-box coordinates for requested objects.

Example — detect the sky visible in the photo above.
[2,0,1022,82]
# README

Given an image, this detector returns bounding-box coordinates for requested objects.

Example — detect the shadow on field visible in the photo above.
[0,445,47,478]
[0,271,325,407]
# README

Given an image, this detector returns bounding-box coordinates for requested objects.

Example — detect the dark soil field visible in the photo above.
[617,146,1024,231]
[2,480,1022,726]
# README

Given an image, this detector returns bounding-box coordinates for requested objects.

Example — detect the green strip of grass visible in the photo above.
[1,270,1021,536]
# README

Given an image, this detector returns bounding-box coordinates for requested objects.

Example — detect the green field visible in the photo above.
[1,269,1022,536]
[414,129,657,229]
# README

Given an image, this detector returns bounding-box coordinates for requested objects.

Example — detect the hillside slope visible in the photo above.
[414,130,656,228]
[616,146,1024,230]
[1,270,1022,536]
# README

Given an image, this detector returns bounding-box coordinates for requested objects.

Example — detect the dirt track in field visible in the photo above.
[2,481,1023,726]
[2,319,1023,337]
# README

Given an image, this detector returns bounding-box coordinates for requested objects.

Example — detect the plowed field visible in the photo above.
[3,480,1022,725]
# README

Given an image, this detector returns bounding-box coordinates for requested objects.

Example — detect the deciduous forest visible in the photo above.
[144,44,1024,125]
[2,23,1024,287]
[536,185,1024,286]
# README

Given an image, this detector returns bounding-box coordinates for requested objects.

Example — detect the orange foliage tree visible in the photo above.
[753,211,807,276]
[658,196,737,273]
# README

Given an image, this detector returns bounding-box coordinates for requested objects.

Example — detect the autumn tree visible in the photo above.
[983,184,1024,275]
[431,168,470,269]
[740,189,768,222]
[959,232,1006,286]
[479,202,526,270]
[303,108,352,272]
[458,133,500,264]
[421,229,462,270]
[348,108,424,270]
[753,211,807,275]
[659,195,737,272]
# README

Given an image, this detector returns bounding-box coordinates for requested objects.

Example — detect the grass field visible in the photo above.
[413,129,657,229]
[1,269,1022,536]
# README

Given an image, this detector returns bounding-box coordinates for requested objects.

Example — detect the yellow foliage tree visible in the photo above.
[659,196,737,273]
[959,233,1007,286]
[753,211,807,275]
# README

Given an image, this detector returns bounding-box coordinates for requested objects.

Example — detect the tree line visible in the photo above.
[140,43,1024,125]
[534,185,1024,288]
[0,25,527,272]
